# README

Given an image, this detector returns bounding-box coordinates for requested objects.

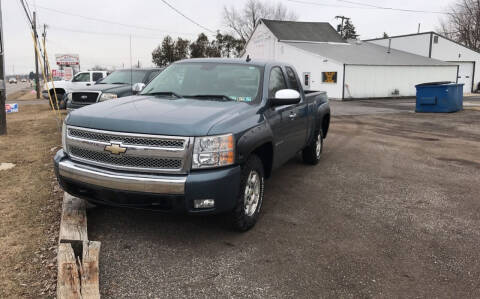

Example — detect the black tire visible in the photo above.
[230,154,265,232]
[48,92,65,110]
[302,130,323,165]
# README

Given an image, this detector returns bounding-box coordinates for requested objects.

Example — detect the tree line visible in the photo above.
[152,33,244,67]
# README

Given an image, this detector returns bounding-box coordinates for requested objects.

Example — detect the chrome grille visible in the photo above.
[72,92,100,103]
[66,126,192,174]
[70,147,182,169]
[68,128,184,148]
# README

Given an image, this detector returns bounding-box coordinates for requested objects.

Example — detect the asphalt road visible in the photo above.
[87,101,480,298]
[5,81,31,96]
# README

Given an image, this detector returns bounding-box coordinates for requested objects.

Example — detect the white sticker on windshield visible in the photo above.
[237,97,252,102]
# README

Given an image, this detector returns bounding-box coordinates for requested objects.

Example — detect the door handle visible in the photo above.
[86,83,91,86]
[289,112,297,120]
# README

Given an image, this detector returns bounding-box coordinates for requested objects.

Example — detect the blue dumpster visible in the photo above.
[415,82,463,113]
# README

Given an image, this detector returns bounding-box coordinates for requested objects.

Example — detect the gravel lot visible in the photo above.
[88,100,480,298]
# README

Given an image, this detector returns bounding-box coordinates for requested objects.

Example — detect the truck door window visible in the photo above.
[285,67,300,92]
[146,71,161,83]
[72,72,90,82]
[268,67,287,98]
[92,72,103,82]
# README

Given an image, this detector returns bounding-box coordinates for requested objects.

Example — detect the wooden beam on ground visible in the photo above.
[59,192,87,256]
[57,243,81,299]
[80,241,101,299]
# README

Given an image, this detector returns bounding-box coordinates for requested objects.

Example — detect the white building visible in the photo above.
[243,20,459,99]
[366,32,480,93]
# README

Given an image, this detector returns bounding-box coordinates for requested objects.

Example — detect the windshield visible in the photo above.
[141,62,263,103]
[100,70,147,84]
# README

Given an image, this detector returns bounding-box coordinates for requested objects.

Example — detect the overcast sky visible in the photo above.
[3,0,455,75]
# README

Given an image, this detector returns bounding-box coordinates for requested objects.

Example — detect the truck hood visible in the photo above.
[45,80,70,90]
[66,95,255,136]
[79,83,131,94]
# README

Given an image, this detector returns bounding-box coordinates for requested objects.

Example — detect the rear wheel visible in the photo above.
[230,155,265,232]
[302,130,323,165]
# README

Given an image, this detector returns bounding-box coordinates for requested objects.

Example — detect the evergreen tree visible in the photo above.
[342,20,358,40]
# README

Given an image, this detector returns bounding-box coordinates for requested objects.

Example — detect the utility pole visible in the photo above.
[0,0,6,135]
[33,11,40,99]
[335,16,350,38]
[42,24,47,78]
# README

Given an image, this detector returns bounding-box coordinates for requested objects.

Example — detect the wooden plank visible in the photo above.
[80,241,101,299]
[59,192,87,256]
[57,243,82,299]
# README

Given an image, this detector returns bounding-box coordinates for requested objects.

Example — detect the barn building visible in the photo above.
[366,32,480,93]
[243,19,459,100]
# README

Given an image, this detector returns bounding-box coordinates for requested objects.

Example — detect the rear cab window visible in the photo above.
[285,67,300,92]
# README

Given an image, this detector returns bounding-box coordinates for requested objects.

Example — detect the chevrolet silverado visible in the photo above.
[54,58,330,231]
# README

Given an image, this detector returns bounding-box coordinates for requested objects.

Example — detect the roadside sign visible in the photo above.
[64,67,73,81]
[55,54,80,66]
[5,103,18,113]
[52,69,65,80]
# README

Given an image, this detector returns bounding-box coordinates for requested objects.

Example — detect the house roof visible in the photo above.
[261,19,347,43]
[284,41,455,66]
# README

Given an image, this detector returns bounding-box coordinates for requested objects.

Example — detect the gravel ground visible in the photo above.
[88,102,480,298]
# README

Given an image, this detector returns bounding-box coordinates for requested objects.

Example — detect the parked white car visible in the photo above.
[9,78,17,84]
[42,71,108,107]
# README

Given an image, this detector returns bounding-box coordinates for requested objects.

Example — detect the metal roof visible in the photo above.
[284,41,455,66]
[261,19,347,43]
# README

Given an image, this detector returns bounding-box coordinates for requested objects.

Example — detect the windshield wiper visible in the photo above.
[186,94,232,101]
[141,91,182,98]
[109,82,128,84]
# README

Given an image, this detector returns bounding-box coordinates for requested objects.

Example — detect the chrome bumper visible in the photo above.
[58,159,186,195]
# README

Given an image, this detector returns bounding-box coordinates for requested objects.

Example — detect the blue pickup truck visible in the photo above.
[54,58,330,231]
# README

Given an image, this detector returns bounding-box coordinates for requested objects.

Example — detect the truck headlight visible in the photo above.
[66,93,72,102]
[62,122,67,152]
[192,134,235,169]
[99,93,117,102]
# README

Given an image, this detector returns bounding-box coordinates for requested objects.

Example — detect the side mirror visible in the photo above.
[270,89,301,106]
[132,83,146,94]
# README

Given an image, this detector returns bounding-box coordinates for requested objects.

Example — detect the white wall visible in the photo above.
[370,33,480,92]
[431,35,480,92]
[369,34,431,57]
[244,23,277,60]
[344,65,458,98]
[243,23,344,98]
[275,43,344,98]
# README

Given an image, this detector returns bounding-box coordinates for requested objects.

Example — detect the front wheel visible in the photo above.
[302,130,323,165]
[230,155,265,232]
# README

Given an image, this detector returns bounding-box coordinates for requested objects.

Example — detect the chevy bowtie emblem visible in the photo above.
[81,95,88,100]
[104,143,127,155]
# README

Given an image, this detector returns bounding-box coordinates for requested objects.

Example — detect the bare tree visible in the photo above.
[223,0,298,43]
[440,0,480,51]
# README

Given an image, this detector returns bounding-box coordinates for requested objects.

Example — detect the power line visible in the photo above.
[338,0,448,14]
[160,0,215,33]
[46,25,197,39]
[287,0,371,9]
[31,3,201,36]
[288,0,448,14]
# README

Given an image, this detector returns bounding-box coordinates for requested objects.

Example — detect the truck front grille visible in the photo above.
[72,92,100,103]
[65,126,192,174]
[68,128,185,148]
[70,147,182,170]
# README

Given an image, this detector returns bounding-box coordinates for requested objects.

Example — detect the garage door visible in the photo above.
[456,62,474,93]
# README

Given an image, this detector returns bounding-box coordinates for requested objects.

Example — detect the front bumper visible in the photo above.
[54,150,241,214]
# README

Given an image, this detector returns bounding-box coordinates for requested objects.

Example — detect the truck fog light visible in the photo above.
[194,199,215,209]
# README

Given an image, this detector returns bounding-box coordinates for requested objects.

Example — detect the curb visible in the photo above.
[57,193,101,299]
